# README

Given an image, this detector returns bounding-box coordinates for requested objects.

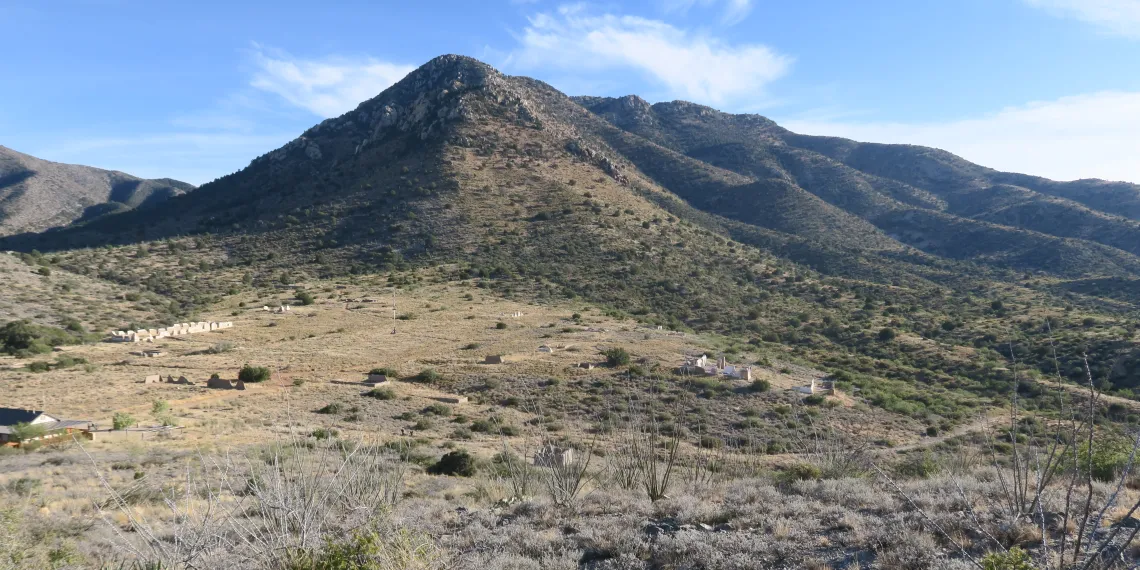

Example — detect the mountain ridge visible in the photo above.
[5,54,1140,282]
[0,145,195,236]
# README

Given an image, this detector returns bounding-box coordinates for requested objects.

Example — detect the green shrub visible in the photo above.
[297,291,315,305]
[422,403,452,416]
[0,320,81,355]
[316,403,343,415]
[896,451,941,479]
[410,369,441,383]
[748,379,771,392]
[495,322,507,329]
[603,347,631,367]
[369,367,398,377]
[112,412,135,430]
[311,428,338,440]
[207,341,235,354]
[1065,437,1133,482]
[981,547,1034,570]
[878,328,896,341]
[699,435,724,449]
[9,423,45,443]
[779,462,821,483]
[238,365,271,383]
[364,388,396,400]
[283,526,439,569]
[427,450,476,477]
[5,477,42,497]
[26,361,51,373]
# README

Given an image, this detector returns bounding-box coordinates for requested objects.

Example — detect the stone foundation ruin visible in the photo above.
[110,321,233,343]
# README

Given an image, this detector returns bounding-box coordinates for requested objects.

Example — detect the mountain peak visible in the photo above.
[261,54,541,165]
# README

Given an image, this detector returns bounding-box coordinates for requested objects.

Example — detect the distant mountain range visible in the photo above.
[6,54,1140,282]
[0,145,194,236]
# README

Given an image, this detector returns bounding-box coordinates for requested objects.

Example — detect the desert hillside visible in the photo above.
[0,145,194,236]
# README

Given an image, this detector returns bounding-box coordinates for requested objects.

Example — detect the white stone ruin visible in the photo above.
[109,320,233,343]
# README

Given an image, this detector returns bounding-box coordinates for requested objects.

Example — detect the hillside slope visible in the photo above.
[0,145,195,236]
[575,96,1140,277]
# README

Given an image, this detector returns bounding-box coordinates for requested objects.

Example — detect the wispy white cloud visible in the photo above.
[250,46,416,118]
[1023,0,1140,37]
[782,91,1140,184]
[721,0,752,24]
[661,0,753,25]
[509,4,790,106]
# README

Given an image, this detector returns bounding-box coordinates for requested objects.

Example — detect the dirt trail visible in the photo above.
[889,409,1007,452]
[1035,379,1140,411]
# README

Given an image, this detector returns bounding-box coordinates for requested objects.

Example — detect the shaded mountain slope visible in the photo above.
[576,96,1140,276]
[0,145,195,236]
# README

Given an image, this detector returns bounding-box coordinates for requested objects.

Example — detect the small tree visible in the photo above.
[296,291,315,306]
[112,412,135,430]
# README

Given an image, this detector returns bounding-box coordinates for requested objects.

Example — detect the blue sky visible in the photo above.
[1,0,1138,185]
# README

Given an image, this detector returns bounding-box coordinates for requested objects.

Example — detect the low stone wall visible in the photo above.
[110,321,233,343]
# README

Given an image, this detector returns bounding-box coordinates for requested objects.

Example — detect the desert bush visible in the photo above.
[604,347,631,367]
[427,450,476,477]
[283,525,441,570]
[239,365,272,383]
[422,403,451,416]
[112,412,135,430]
[9,422,46,443]
[981,547,1033,570]
[895,452,941,479]
[207,341,236,354]
[316,403,343,415]
[369,367,398,377]
[364,388,396,400]
[409,369,441,384]
[778,462,822,484]
[748,379,771,393]
[0,320,83,355]
[5,477,42,497]
[26,361,51,373]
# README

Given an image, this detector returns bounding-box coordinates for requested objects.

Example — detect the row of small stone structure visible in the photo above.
[111,321,233,343]
[144,374,245,390]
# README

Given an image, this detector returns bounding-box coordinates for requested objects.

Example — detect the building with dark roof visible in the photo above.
[0,408,92,446]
